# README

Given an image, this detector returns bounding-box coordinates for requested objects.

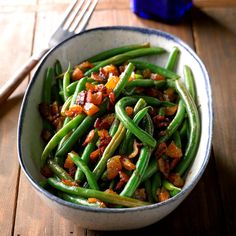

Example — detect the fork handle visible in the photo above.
[0,48,50,104]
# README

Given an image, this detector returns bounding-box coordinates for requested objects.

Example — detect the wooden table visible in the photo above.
[1,0,236,235]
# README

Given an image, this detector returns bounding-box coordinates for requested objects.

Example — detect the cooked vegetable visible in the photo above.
[39,44,200,208]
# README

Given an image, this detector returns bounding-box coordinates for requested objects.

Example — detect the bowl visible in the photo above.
[17,26,213,230]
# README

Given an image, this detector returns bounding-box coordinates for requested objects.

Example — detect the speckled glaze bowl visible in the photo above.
[18,26,213,230]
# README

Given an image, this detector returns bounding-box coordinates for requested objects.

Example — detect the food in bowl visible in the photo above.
[38,43,200,208]
[18,26,212,230]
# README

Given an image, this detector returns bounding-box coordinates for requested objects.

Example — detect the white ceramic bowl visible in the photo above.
[18,26,213,230]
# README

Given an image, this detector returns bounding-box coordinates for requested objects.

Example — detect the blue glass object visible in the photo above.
[131,0,193,23]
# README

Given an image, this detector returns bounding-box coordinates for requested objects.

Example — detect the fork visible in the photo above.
[0,0,98,104]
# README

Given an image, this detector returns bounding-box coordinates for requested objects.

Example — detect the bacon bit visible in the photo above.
[94,114,115,130]
[168,173,184,187]
[155,142,167,158]
[40,165,53,178]
[88,198,106,208]
[39,102,50,119]
[103,65,119,76]
[128,139,140,158]
[85,82,96,92]
[61,179,78,186]
[115,171,130,190]
[65,105,83,117]
[119,65,125,73]
[158,157,170,178]
[76,90,87,105]
[169,158,180,170]
[166,141,183,159]
[90,148,101,161]
[99,136,112,153]
[125,106,134,117]
[105,75,120,90]
[146,88,164,100]
[91,72,106,83]
[134,188,146,201]
[83,102,99,116]
[93,91,103,105]
[68,165,77,178]
[78,61,94,71]
[52,116,65,131]
[50,101,60,116]
[151,73,165,81]
[41,129,52,142]
[105,188,117,195]
[109,91,116,105]
[164,88,176,102]
[165,105,178,116]
[98,129,109,138]
[158,187,170,202]
[64,155,75,169]
[82,129,95,146]
[107,155,122,180]
[72,67,84,81]
[142,68,152,78]
[96,84,106,93]
[121,157,136,171]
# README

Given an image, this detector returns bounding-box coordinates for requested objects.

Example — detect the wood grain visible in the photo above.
[193,7,236,235]
[0,10,35,236]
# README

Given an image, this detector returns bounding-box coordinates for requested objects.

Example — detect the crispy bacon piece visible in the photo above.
[72,67,84,81]
[61,179,78,186]
[78,61,94,71]
[158,157,170,178]
[76,90,87,105]
[134,188,146,201]
[85,82,97,92]
[65,105,83,117]
[166,141,183,159]
[168,173,184,187]
[40,165,53,178]
[165,105,178,116]
[88,198,106,208]
[109,91,116,105]
[125,106,134,117]
[151,73,165,81]
[128,139,141,159]
[82,129,95,146]
[91,72,106,83]
[94,114,115,130]
[155,142,167,159]
[86,91,103,105]
[102,65,119,77]
[41,129,52,142]
[38,102,50,119]
[115,171,130,190]
[98,129,109,139]
[158,187,170,202]
[164,88,176,102]
[64,155,75,169]
[142,68,152,78]
[107,155,122,180]
[90,149,101,161]
[83,102,100,116]
[121,157,136,171]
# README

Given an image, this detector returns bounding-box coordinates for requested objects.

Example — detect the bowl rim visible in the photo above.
[17,25,213,213]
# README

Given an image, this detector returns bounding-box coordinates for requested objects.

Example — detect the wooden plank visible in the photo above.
[193,7,236,235]
[194,0,236,7]
[0,11,35,236]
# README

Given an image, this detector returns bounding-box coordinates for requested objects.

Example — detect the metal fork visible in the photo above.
[0,0,98,104]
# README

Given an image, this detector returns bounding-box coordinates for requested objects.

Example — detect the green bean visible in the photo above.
[54,59,62,77]
[141,158,159,183]
[92,122,126,180]
[48,177,150,207]
[60,96,72,116]
[59,193,102,208]
[41,113,86,165]
[126,79,166,89]
[115,97,156,148]
[69,152,99,190]
[75,132,99,182]
[85,47,166,76]
[42,67,53,104]
[165,46,180,71]
[151,172,161,202]
[129,60,180,80]
[70,77,87,108]
[184,65,197,103]
[113,62,135,97]
[47,159,73,181]
[108,117,120,137]
[120,112,154,197]
[144,179,154,203]
[173,131,182,149]
[86,42,150,62]
[162,179,181,196]
[63,63,71,101]
[156,99,186,145]
[66,78,94,95]
[172,80,201,176]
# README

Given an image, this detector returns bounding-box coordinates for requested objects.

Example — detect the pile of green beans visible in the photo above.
[38,43,200,208]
